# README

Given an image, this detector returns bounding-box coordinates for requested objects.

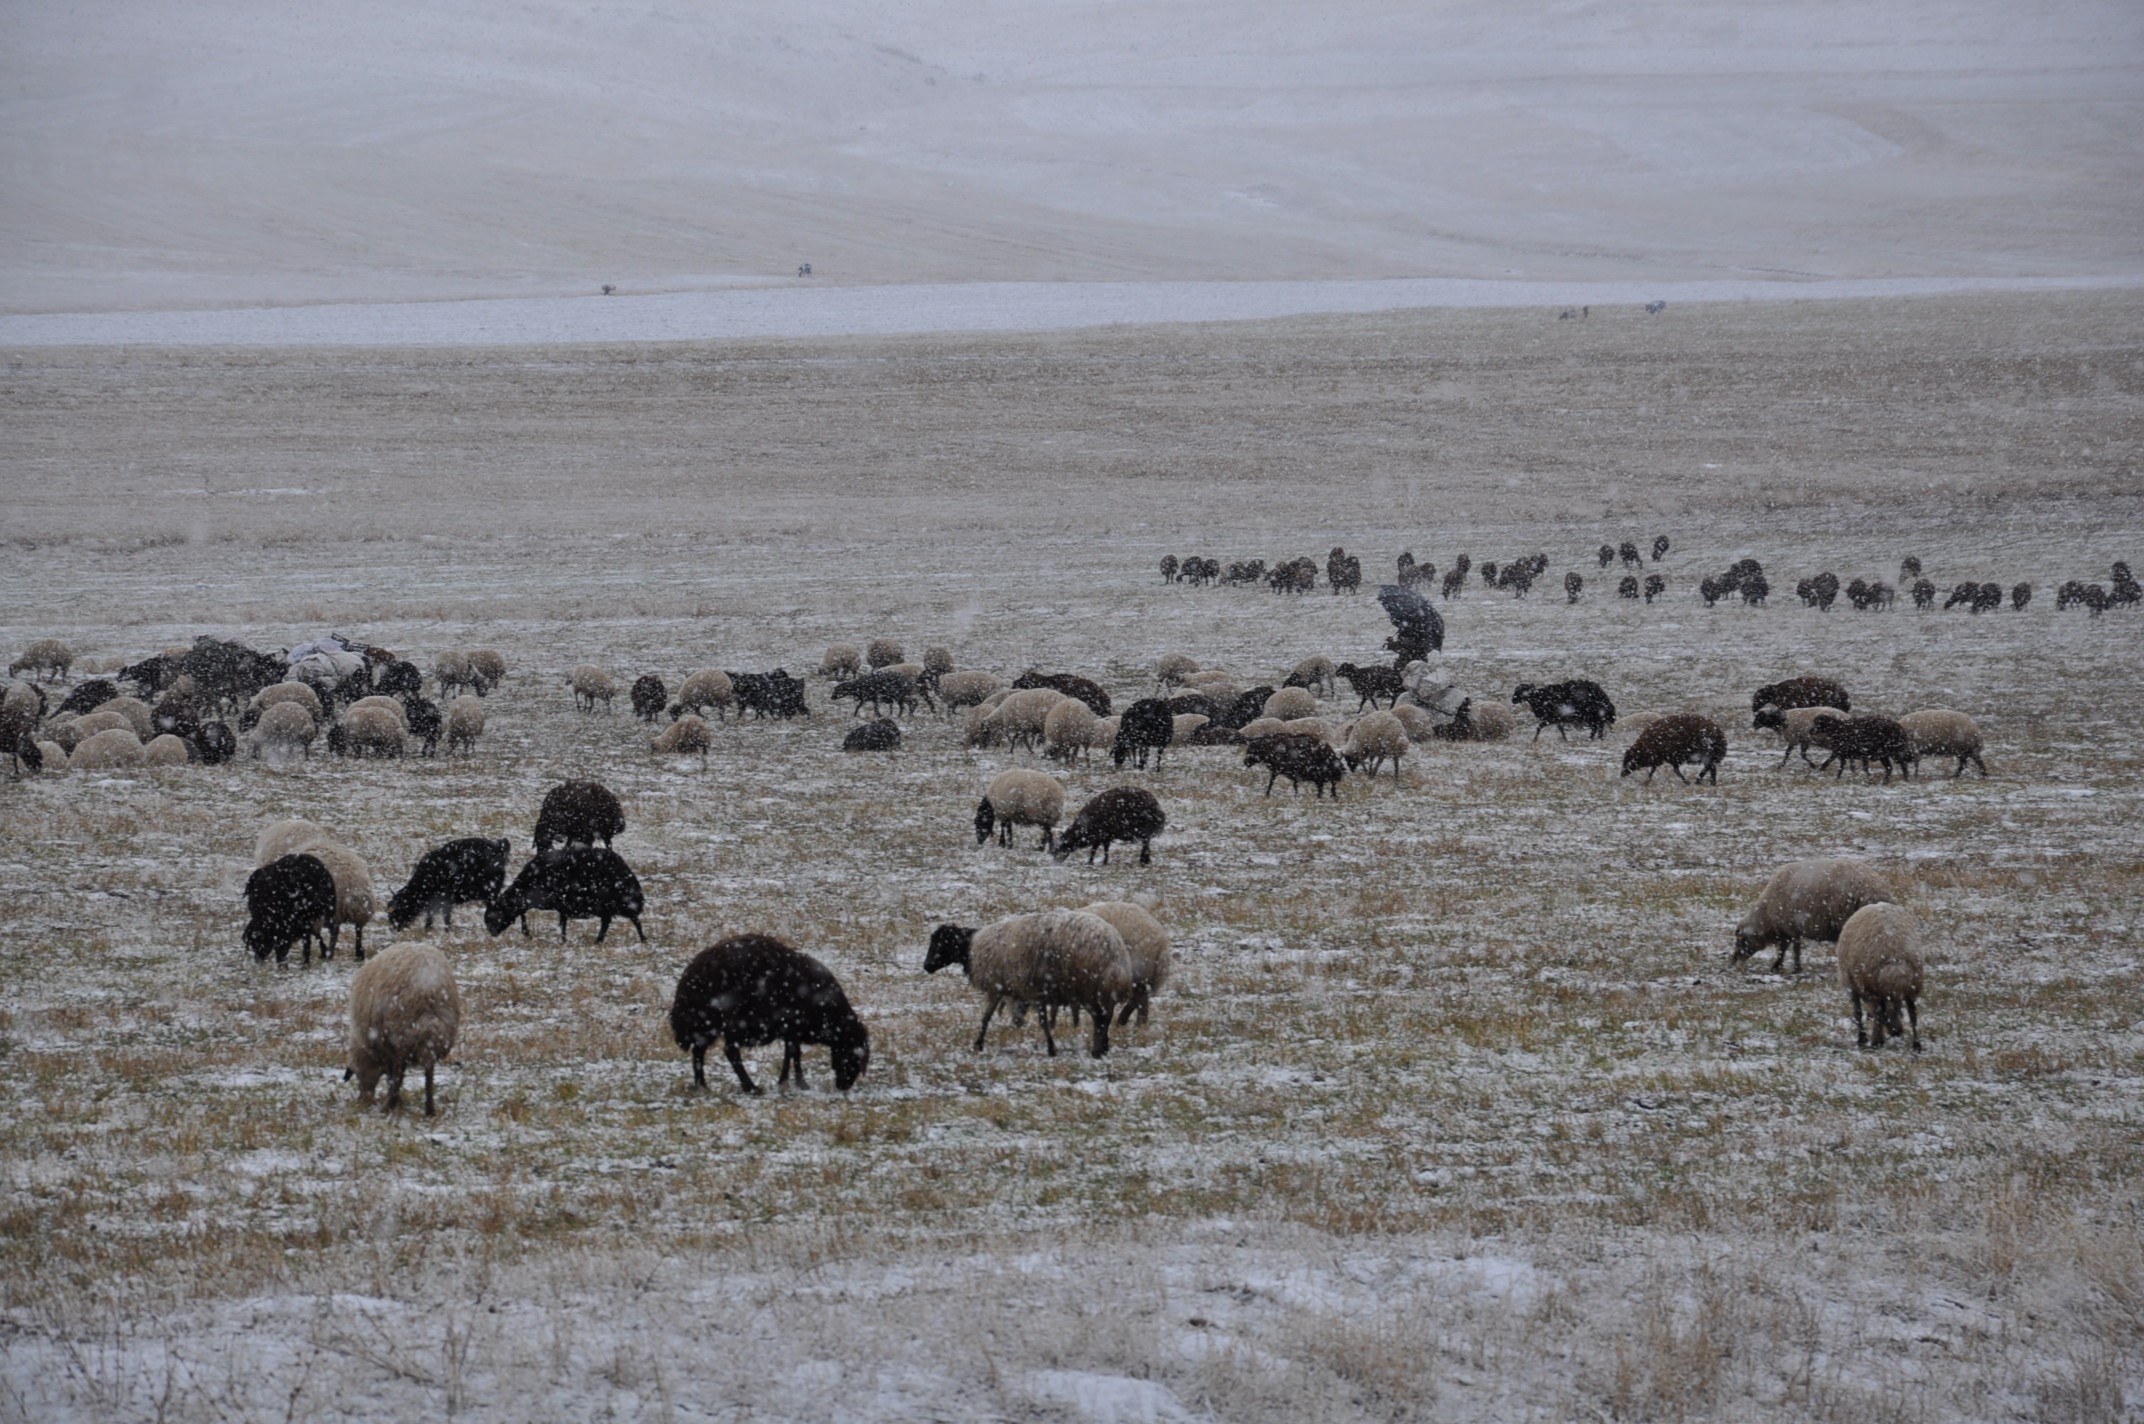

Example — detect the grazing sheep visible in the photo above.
[1243,732,1346,798]
[142,733,191,767]
[1160,554,1181,583]
[925,910,1134,1057]
[186,720,237,765]
[985,687,1066,754]
[1511,681,1616,741]
[844,718,901,751]
[1111,697,1176,770]
[1652,536,1670,561]
[866,638,904,670]
[1011,671,1111,717]
[669,934,870,1093]
[1597,544,1616,569]
[1564,571,1584,603]
[1339,710,1409,778]
[937,670,1003,715]
[1836,904,1925,1052]
[250,681,325,724]
[340,703,407,759]
[962,702,1005,748]
[1751,676,1850,717]
[466,649,507,695]
[923,647,956,678]
[2,700,43,777]
[342,694,407,730]
[533,780,625,852]
[434,651,476,697]
[97,696,153,740]
[1390,703,1440,743]
[388,837,511,930]
[2011,582,2032,612]
[1286,656,1336,698]
[485,847,646,942]
[254,828,374,960]
[1335,662,1403,711]
[1811,713,1914,783]
[1733,858,1899,974]
[346,943,461,1114]
[672,668,735,721]
[1263,686,1321,723]
[70,727,146,769]
[650,714,713,762]
[1643,574,1666,603]
[1233,716,1288,743]
[32,740,64,772]
[244,854,337,966]
[1898,708,1987,778]
[1043,698,1102,765]
[631,674,668,722]
[55,709,130,750]
[8,639,73,683]
[832,669,927,719]
[397,695,442,756]
[1619,541,1642,568]
[57,677,118,717]
[444,694,486,755]
[3,679,44,722]
[1617,575,1640,599]
[730,668,812,720]
[1054,787,1167,865]
[975,768,1066,850]
[818,644,863,679]
[1619,714,1726,785]
[1081,901,1170,1025]
[1910,578,1937,610]
[1171,712,1211,745]
[1156,653,1201,689]
[568,665,615,713]
[1753,704,1848,768]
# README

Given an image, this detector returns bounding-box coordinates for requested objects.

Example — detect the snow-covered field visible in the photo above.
[3,291,2140,1420]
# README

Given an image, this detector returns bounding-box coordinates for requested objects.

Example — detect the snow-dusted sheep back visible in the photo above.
[341,703,407,758]
[866,638,904,669]
[346,695,407,731]
[1339,710,1409,777]
[434,651,475,697]
[976,768,1065,849]
[1619,713,1726,785]
[1043,698,1102,765]
[1171,712,1210,744]
[56,709,130,750]
[70,727,146,769]
[938,670,1003,715]
[1898,708,1987,779]
[650,714,712,761]
[1835,903,1925,1051]
[9,639,73,682]
[568,665,615,713]
[1752,704,1844,769]
[818,645,862,679]
[1156,653,1200,689]
[346,943,461,1114]
[444,695,486,754]
[985,687,1065,753]
[925,910,1135,1057]
[1080,900,1170,1025]
[1734,858,1899,974]
[102,696,154,740]
[142,734,191,767]
[248,701,317,758]
[1286,655,1335,698]
[256,823,375,959]
[673,669,734,721]
[533,780,625,851]
[466,649,507,694]
[1263,687,1319,722]
[923,647,956,677]
[251,682,324,723]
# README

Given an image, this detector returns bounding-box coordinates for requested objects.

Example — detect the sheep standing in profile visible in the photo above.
[1339,710,1409,778]
[1733,858,1899,974]
[866,638,904,670]
[1042,698,1102,765]
[937,670,1003,716]
[388,837,511,931]
[1898,708,1987,779]
[925,910,1134,1057]
[817,645,862,679]
[485,846,646,942]
[1155,653,1200,690]
[9,640,73,683]
[669,934,869,1093]
[975,768,1065,850]
[568,665,615,713]
[346,943,461,1114]
[70,727,146,769]
[1836,903,1925,1052]
[1619,714,1726,785]
[672,668,735,721]
[1053,787,1167,864]
[434,651,476,698]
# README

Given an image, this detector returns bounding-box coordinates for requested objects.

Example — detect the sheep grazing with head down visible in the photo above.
[1733,858,1899,974]
[670,933,870,1093]
[1620,713,1726,785]
[255,819,376,959]
[670,668,734,721]
[650,714,713,762]
[70,727,146,770]
[818,644,862,679]
[568,665,616,713]
[244,854,337,966]
[339,703,406,759]
[1053,787,1167,865]
[936,670,1003,716]
[1286,656,1336,699]
[1753,704,1847,769]
[1512,680,1616,741]
[534,780,625,851]
[1111,698,1176,770]
[1081,901,1170,1025]
[486,846,646,943]
[1339,710,1409,778]
[142,734,191,767]
[346,943,461,1115]
[1,700,42,777]
[1898,708,1987,779]
[444,695,486,755]
[466,649,507,695]
[984,687,1065,754]
[866,638,904,670]
[1811,713,1913,783]
[1243,732,1346,798]
[434,651,476,698]
[925,910,1134,1057]
[1262,686,1319,723]
[631,674,668,722]
[975,768,1065,850]
[9,640,73,683]
[1043,697,1101,765]
[1155,653,1200,690]
[388,837,511,931]
[1836,903,1925,1051]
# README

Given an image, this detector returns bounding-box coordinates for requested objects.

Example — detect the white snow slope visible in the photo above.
[3,0,2140,316]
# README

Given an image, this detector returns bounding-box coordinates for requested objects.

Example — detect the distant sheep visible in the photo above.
[70,727,146,770]
[1564,571,1583,603]
[843,718,901,751]
[925,910,1134,1057]
[568,665,615,713]
[1053,787,1167,865]
[1156,653,1201,689]
[669,933,869,1093]
[1751,676,1850,717]
[1644,574,1666,603]
[818,644,863,679]
[1733,858,1899,974]
[923,647,956,678]
[1898,708,1986,778]
[1752,704,1846,769]
[434,651,476,697]
[444,695,486,755]
[1338,710,1409,778]
[1286,656,1335,698]
[8,639,72,683]
[388,837,511,931]
[1012,671,1111,716]
[244,854,336,966]
[1619,713,1725,785]
[631,674,668,722]
[346,943,461,1114]
[975,768,1065,850]
[672,668,735,721]
[866,638,904,669]
[1836,903,1924,1052]
[250,681,324,723]
[485,846,646,942]
[650,714,713,762]
[533,780,625,851]
[729,668,811,720]
[832,670,926,719]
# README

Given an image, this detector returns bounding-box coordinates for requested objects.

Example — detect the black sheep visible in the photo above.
[1619,541,1642,568]
[843,718,901,751]
[485,847,646,942]
[1617,576,1640,600]
[631,674,668,722]
[1620,714,1727,785]
[1335,662,1403,711]
[1051,787,1167,864]
[1511,680,1616,741]
[2011,582,2033,612]
[1011,670,1111,717]
[533,780,626,851]
[1213,687,1276,733]
[1751,677,1849,716]
[1564,571,1583,603]
[669,933,869,1094]
[729,669,811,719]
[57,679,119,718]
[401,695,442,756]
[1652,536,1670,562]
[1160,554,1179,583]
[1111,698,1175,769]
[187,720,237,765]
[1597,544,1616,569]
[833,670,925,719]
[1643,573,1666,603]
[1811,714,1915,783]
[1242,732,1346,799]
[388,837,511,930]
[1911,578,1937,610]
[244,854,336,966]
[373,659,424,698]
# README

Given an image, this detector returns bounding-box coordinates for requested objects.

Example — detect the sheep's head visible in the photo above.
[1730,917,1763,962]
[973,797,997,844]
[482,900,517,937]
[1752,707,1784,732]
[924,925,973,975]
[831,1021,870,1091]
[1619,745,1642,778]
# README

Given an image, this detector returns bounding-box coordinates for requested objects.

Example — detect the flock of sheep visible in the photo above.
[7,530,2123,1113]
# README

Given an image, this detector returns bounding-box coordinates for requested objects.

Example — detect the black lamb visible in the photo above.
[372,659,424,698]
[57,679,119,718]
[401,695,442,756]
[668,933,869,1094]
[244,853,337,966]
[533,780,626,851]
[1111,698,1175,770]
[485,847,646,943]
[832,670,925,719]
[1811,714,1915,784]
[388,837,511,931]
[1511,680,1616,740]
[1051,787,1167,864]
[1242,732,1346,799]
[843,718,901,751]
[1336,662,1403,711]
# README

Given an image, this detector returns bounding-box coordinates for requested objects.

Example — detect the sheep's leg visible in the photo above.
[559,912,572,940]
[789,1043,809,1088]
[1038,1005,1058,1057]
[973,995,1003,1052]
[630,915,646,943]
[1264,769,1279,796]
[1906,996,1922,1053]
[1036,827,1051,851]
[353,924,364,962]
[385,1068,404,1112]
[724,1042,762,1094]
[594,915,612,943]
[1089,1005,1111,1057]
[423,1063,437,1116]
[1531,722,1544,742]
[1670,763,1689,784]
[1851,991,1869,1048]
[691,1044,708,1088]
[1971,753,1987,778]
[1868,996,1889,1048]
[1139,839,1152,865]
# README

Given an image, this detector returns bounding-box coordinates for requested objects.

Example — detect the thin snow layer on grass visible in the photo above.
[5,274,2139,348]
[2,293,2141,1421]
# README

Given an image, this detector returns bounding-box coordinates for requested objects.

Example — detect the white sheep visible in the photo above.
[924,909,1135,1057]
[923,647,956,677]
[340,704,407,758]
[1081,900,1170,1026]
[1263,687,1320,722]
[250,681,325,723]
[651,713,713,761]
[1093,715,1120,746]
[1339,710,1409,777]
[434,650,475,698]
[976,768,1066,849]
[55,709,131,750]
[568,665,615,713]
[346,942,461,1114]
[962,701,1005,748]
[466,649,507,693]
[1899,708,1987,778]
[1280,717,1335,743]
[1835,903,1925,1051]
[345,695,408,731]
[1288,655,1336,698]
[1234,716,1289,741]
[818,644,863,679]
[1155,653,1200,689]
[248,701,317,759]
[1171,712,1210,744]
[102,696,154,741]
[4,680,43,720]
[866,638,904,669]
[937,670,1003,715]
[1043,699,1101,765]
[1390,704,1440,743]
[257,817,331,865]
[1733,858,1899,975]
[8,639,73,682]
[674,668,734,721]
[984,688,1065,754]
[142,734,191,767]
[34,739,67,772]
[69,727,145,770]
[256,822,375,960]
[444,694,486,754]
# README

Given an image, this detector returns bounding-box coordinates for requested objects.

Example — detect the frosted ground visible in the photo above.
[2,291,2141,1420]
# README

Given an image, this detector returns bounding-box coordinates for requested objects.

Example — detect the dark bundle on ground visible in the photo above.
[844,718,901,751]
